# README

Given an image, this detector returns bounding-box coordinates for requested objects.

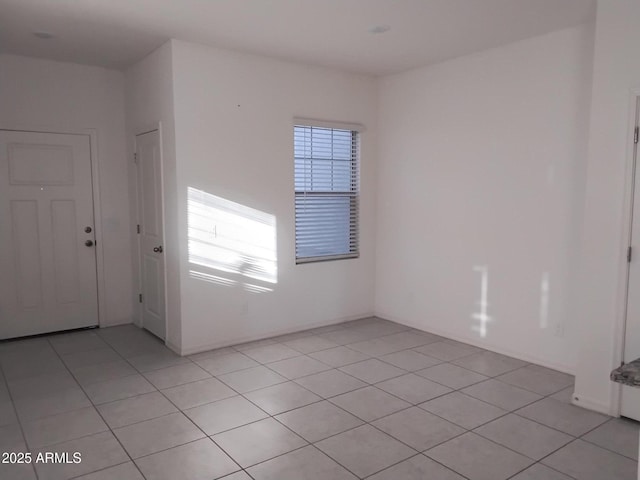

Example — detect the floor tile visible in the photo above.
[232,338,277,352]
[283,336,339,354]
[346,338,401,356]
[2,351,67,381]
[317,329,373,345]
[516,397,609,436]
[0,399,17,426]
[381,331,439,350]
[368,454,465,480]
[161,377,236,410]
[329,386,411,422]
[14,387,91,422]
[61,348,121,369]
[32,431,128,480]
[372,407,465,451]
[135,437,239,480]
[97,391,177,429]
[22,406,108,448]
[48,331,108,355]
[452,351,528,376]
[113,412,204,458]
[294,369,366,398]
[308,346,370,367]
[550,386,574,404]
[247,445,356,480]
[84,374,156,405]
[496,364,574,395]
[380,350,442,371]
[242,344,301,364]
[127,351,190,373]
[143,362,210,389]
[8,370,78,400]
[188,347,236,362]
[275,400,363,442]
[193,352,259,376]
[212,417,306,468]
[244,381,321,415]
[0,423,26,451]
[266,355,330,379]
[3,463,39,480]
[461,379,542,410]
[510,464,574,480]
[474,414,572,460]
[315,424,415,478]
[70,360,138,386]
[339,359,406,384]
[184,395,267,435]
[416,362,489,389]
[414,341,478,361]
[542,439,638,480]
[426,432,533,480]
[270,330,316,343]
[74,462,145,480]
[582,418,639,460]
[420,392,507,429]
[220,472,252,480]
[376,373,452,404]
[218,366,287,393]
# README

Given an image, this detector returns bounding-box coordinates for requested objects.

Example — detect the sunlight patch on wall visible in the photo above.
[187,187,277,289]
[539,272,550,329]
[471,265,492,338]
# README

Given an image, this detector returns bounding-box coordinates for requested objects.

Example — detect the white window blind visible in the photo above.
[294,124,359,263]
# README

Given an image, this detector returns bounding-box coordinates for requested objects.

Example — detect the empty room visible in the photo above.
[1,0,640,479]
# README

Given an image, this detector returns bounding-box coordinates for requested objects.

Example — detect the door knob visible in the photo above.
[84,226,92,233]
[85,240,94,247]
[153,246,163,253]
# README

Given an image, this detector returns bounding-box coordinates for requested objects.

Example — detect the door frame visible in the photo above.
[614,89,640,417]
[133,122,168,342]
[0,123,106,328]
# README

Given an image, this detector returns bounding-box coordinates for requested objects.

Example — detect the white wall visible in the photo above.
[375,24,595,372]
[124,42,182,349]
[0,54,132,327]
[574,0,640,414]
[170,40,378,354]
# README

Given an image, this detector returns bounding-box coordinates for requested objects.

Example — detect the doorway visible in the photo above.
[0,130,99,339]
[135,129,166,340]
[622,96,640,421]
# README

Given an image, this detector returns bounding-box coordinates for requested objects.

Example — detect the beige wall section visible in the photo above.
[170,40,378,354]
[124,42,181,350]
[374,24,595,373]
[0,53,132,327]
[574,0,640,415]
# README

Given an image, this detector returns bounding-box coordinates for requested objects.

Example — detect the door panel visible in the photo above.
[136,130,166,340]
[0,130,98,339]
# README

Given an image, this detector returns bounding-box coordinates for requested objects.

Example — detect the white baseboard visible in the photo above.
[179,312,375,356]
[571,392,615,416]
[374,311,575,375]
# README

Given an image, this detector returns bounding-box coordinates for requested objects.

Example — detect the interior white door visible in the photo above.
[0,130,98,339]
[623,102,640,422]
[136,130,166,340]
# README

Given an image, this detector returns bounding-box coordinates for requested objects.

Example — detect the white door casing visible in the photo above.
[0,130,99,339]
[136,130,166,340]
[622,98,640,422]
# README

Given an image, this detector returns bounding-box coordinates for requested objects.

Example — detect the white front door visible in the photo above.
[0,130,98,339]
[623,100,640,421]
[136,130,166,340]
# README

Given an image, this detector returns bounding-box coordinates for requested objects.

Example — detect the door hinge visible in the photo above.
[138,293,143,303]
[628,246,632,263]
[137,224,140,234]
[635,126,639,144]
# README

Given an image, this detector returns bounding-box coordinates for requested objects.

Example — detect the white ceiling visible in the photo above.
[0,0,595,76]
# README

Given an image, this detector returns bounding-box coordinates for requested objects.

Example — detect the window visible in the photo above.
[294,121,360,263]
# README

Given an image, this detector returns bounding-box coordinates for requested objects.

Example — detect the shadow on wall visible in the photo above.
[187,187,277,293]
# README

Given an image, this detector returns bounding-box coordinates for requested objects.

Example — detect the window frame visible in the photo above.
[293,119,362,264]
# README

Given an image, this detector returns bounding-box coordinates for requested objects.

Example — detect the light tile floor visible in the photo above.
[0,317,638,480]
